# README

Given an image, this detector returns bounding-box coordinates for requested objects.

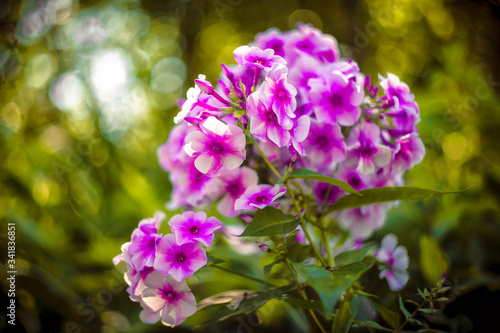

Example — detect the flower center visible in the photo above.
[162,290,177,300]
[316,136,328,147]
[360,145,374,156]
[330,94,342,107]
[227,182,242,196]
[210,142,224,153]
[176,253,186,262]
[254,58,265,65]
[190,226,199,235]
[266,111,277,121]
[255,195,268,204]
[349,176,360,189]
[277,88,287,101]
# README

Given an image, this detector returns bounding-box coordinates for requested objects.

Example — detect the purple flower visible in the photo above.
[157,122,195,174]
[309,70,364,126]
[259,63,297,126]
[375,234,409,291]
[123,211,166,271]
[141,271,197,327]
[344,122,392,174]
[234,184,286,211]
[233,46,286,71]
[312,181,344,206]
[154,234,207,282]
[303,120,346,169]
[289,114,311,156]
[167,157,214,209]
[391,133,425,174]
[168,211,222,247]
[338,204,388,239]
[247,92,292,147]
[208,167,259,217]
[253,28,288,58]
[173,74,204,124]
[183,116,246,177]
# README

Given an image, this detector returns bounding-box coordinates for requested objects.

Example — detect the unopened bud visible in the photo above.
[195,79,214,94]
[256,242,271,252]
[240,114,249,128]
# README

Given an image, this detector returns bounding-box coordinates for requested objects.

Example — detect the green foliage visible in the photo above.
[239,206,300,237]
[293,257,375,316]
[288,168,360,195]
[334,244,374,265]
[326,186,466,213]
[199,285,293,326]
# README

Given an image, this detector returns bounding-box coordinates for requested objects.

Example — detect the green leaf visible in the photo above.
[371,302,400,330]
[326,186,466,213]
[419,234,449,285]
[288,168,360,195]
[199,285,293,326]
[264,258,282,278]
[350,295,377,321]
[293,257,375,316]
[207,253,225,264]
[239,206,300,237]
[334,244,374,265]
[280,297,327,317]
[399,295,411,319]
[351,320,394,332]
[197,290,258,311]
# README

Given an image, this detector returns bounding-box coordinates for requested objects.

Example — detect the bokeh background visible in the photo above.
[1,0,500,332]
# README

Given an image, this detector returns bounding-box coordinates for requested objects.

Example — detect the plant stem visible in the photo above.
[253,141,281,179]
[397,301,426,332]
[253,141,328,267]
[285,181,328,267]
[283,258,327,333]
[208,264,277,287]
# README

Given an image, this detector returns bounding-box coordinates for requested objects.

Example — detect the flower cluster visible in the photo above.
[113,211,221,326]
[119,24,423,327]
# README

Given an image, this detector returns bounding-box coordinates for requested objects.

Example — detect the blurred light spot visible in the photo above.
[32,177,60,206]
[288,9,323,30]
[376,46,407,75]
[74,15,107,46]
[17,7,47,44]
[101,311,130,331]
[91,50,129,102]
[151,57,186,94]
[1,102,22,132]
[50,73,84,111]
[25,54,56,89]
[40,125,68,153]
[443,132,467,161]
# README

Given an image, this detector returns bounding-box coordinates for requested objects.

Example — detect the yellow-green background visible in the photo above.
[1,0,500,332]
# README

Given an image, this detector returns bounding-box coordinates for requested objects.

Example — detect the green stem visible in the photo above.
[397,300,426,332]
[253,141,281,179]
[208,264,277,287]
[321,231,335,267]
[285,182,328,267]
[283,258,327,333]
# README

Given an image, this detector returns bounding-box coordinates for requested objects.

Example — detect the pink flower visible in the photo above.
[338,204,388,239]
[233,46,286,71]
[234,184,286,211]
[184,116,246,177]
[303,120,345,168]
[259,63,297,126]
[125,211,166,271]
[168,211,222,247]
[141,271,197,327]
[207,167,259,217]
[247,92,293,147]
[375,234,409,291]
[309,70,364,126]
[344,122,392,175]
[154,234,207,282]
